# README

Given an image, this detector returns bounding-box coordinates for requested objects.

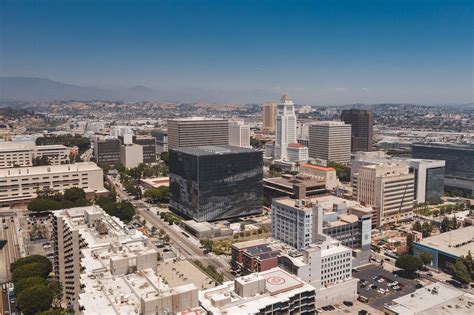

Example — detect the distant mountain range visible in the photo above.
[0,77,271,103]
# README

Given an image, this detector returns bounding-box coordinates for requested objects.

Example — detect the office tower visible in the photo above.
[353,163,414,227]
[169,145,263,221]
[150,129,168,154]
[351,151,446,203]
[275,94,297,160]
[308,121,351,164]
[262,102,277,133]
[94,137,121,164]
[228,120,251,148]
[199,267,316,314]
[341,109,374,152]
[52,206,198,313]
[412,142,474,197]
[133,135,157,163]
[0,141,69,168]
[0,162,107,206]
[167,117,229,150]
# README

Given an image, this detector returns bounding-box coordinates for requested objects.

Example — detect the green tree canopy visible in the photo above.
[419,252,432,266]
[395,255,423,275]
[144,186,169,203]
[453,259,472,284]
[63,187,86,203]
[11,255,52,274]
[17,284,54,315]
[12,262,51,283]
[14,276,47,297]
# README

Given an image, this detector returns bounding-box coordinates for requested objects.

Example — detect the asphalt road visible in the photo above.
[1,283,17,315]
[0,218,20,283]
[108,175,234,281]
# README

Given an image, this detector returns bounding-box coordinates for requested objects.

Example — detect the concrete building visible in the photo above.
[133,135,157,163]
[353,163,414,227]
[52,206,199,314]
[228,120,251,148]
[278,238,357,307]
[384,282,474,315]
[0,141,69,168]
[341,109,374,152]
[199,267,316,314]
[167,117,229,150]
[412,142,474,197]
[180,220,233,240]
[309,121,351,164]
[169,145,263,221]
[412,225,474,271]
[299,163,339,190]
[275,94,297,161]
[120,136,143,168]
[271,196,372,265]
[351,151,446,203]
[0,162,107,205]
[94,137,121,164]
[262,101,277,133]
[150,129,168,154]
[140,177,169,190]
[264,174,327,201]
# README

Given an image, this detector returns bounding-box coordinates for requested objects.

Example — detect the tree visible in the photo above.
[12,262,51,283]
[450,216,459,230]
[406,234,414,254]
[395,255,423,275]
[440,217,451,233]
[11,255,52,275]
[327,161,351,182]
[421,221,432,238]
[412,221,422,232]
[144,186,169,203]
[63,187,86,203]
[38,309,67,315]
[419,252,432,266]
[33,156,51,166]
[453,259,471,284]
[14,276,47,297]
[160,152,169,165]
[17,285,53,315]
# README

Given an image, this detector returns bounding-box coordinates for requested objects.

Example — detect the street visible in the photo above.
[0,283,17,315]
[0,217,20,284]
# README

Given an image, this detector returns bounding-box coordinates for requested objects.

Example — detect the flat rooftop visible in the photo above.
[416,225,474,258]
[0,162,101,178]
[173,145,257,156]
[386,282,474,315]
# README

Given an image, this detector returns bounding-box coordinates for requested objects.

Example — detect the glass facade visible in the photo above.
[169,146,263,221]
[425,167,445,202]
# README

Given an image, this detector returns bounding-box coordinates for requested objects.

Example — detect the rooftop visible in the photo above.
[0,162,102,178]
[301,163,335,171]
[416,225,474,258]
[173,145,257,156]
[386,282,474,315]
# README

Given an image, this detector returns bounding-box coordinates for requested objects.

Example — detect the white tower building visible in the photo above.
[275,93,297,160]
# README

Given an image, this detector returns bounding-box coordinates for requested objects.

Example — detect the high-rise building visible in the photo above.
[94,137,121,164]
[133,135,157,163]
[228,120,251,148]
[262,102,277,133]
[52,206,199,313]
[0,162,107,206]
[150,129,168,154]
[275,94,297,161]
[353,163,414,227]
[341,109,374,152]
[309,121,351,164]
[167,117,229,150]
[120,143,143,168]
[412,142,474,197]
[351,151,446,203]
[169,145,263,221]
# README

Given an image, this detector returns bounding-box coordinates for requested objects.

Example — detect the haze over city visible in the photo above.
[1,0,473,104]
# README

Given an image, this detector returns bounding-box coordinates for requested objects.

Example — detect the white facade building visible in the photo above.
[228,120,251,148]
[0,162,106,205]
[0,141,69,168]
[275,94,297,161]
[120,143,143,168]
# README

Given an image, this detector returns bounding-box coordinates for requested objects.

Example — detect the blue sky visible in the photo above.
[1,0,472,104]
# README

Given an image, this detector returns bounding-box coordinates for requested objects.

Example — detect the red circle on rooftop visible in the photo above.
[267,276,286,285]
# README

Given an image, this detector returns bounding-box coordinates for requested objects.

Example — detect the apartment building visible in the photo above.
[353,163,414,227]
[309,121,351,164]
[167,117,229,149]
[199,267,316,314]
[228,120,251,148]
[0,162,106,205]
[0,141,69,168]
[52,205,199,313]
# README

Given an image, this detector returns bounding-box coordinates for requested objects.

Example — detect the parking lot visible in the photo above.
[354,264,420,310]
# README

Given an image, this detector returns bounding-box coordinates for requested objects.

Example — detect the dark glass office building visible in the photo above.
[341,109,374,152]
[169,145,263,222]
[412,143,474,197]
[94,138,121,164]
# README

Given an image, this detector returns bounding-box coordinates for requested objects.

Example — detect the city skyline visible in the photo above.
[1,0,473,104]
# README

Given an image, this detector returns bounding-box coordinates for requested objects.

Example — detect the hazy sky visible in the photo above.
[1,0,473,104]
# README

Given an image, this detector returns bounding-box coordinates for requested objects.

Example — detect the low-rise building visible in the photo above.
[231,239,279,275]
[0,162,107,205]
[413,225,474,271]
[199,267,316,314]
[264,174,327,201]
[384,282,474,315]
[180,220,233,240]
[0,141,69,167]
[140,177,169,190]
[299,163,339,190]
